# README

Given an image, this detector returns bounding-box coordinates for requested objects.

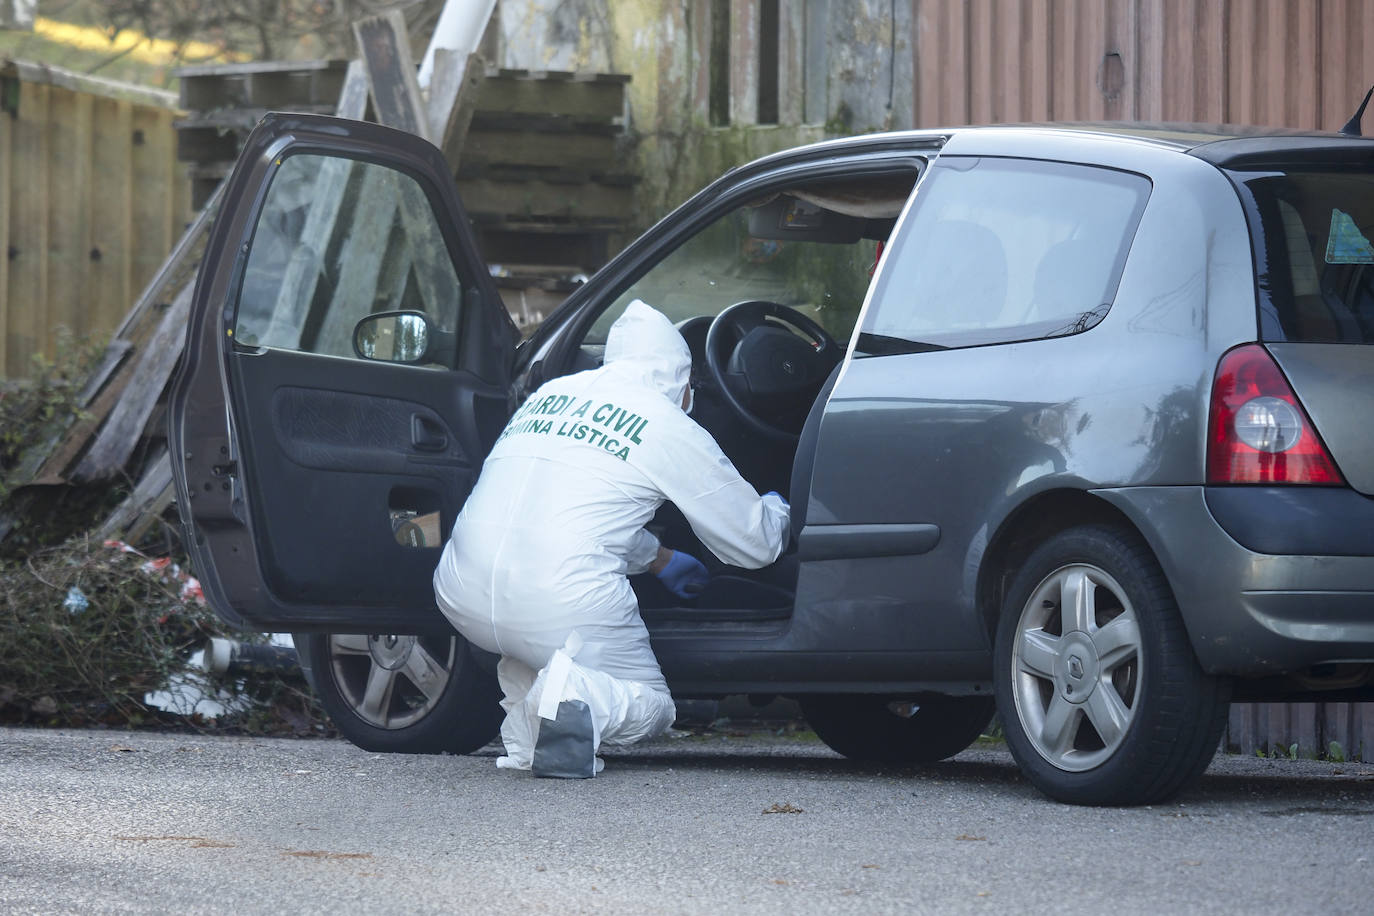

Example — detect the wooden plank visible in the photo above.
[249,67,348,109]
[454,177,634,222]
[354,9,430,139]
[111,181,222,344]
[0,59,177,110]
[28,360,134,485]
[259,157,358,349]
[75,340,132,406]
[429,48,486,168]
[73,279,194,481]
[1225,703,1251,755]
[255,61,375,348]
[7,79,50,379]
[309,167,398,358]
[778,0,804,126]
[89,98,134,337]
[473,75,624,120]
[128,106,176,310]
[336,59,370,120]
[174,126,242,164]
[97,450,173,541]
[173,59,350,79]
[461,129,618,171]
[689,0,712,123]
[466,111,624,134]
[48,87,92,345]
[0,66,10,378]
[729,0,760,125]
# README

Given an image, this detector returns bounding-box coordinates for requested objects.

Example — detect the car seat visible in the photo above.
[920,219,1008,327]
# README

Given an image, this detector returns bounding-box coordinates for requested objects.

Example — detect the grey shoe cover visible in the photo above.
[532,700,597,778]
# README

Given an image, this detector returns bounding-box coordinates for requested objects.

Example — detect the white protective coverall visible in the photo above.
[433,299,790,775]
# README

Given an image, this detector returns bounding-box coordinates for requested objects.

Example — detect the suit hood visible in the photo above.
[602,299,691,409]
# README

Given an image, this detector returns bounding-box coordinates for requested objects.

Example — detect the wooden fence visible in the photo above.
[1227,701,1374,762]
[0,58,191,380]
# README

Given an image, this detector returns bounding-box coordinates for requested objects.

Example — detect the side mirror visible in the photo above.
[353,311,432,363]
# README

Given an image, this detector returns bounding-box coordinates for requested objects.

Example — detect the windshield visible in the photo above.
[583,172,918,345]
[1230,168,1374,344]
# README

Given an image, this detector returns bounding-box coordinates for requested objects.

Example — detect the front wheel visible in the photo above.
[994,525,1229,805]
[301,632,503,754]
[800,693,996,764]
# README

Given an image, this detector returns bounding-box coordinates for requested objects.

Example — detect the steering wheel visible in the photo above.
[704,300,842,441]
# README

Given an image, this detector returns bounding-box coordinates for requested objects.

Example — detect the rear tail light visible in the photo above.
[1207,344,1344,485]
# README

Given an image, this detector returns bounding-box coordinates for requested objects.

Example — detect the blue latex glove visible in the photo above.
[656,550,709,598]
[764,490,790,509]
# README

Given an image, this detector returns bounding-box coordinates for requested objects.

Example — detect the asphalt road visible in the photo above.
[1,726,1371,915]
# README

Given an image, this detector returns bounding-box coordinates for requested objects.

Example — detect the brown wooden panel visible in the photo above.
[0,74,10,378]
[47,87,92,346]
[690,0,713,123]
[968,0,996,124]
[779,0,805,125]
[1050,0,1103,120]
[89,98,134,336]
[128,107,176,321]
[454,178,633,222]
[476,75,625,120]
[730,0,761,124]
[1286,0,1321,128]
[355,10,430,140]
[1319,0,1374,132]
[462,129,619,171]
[913,0,971,126]
[1025,0,1054,121]
[7,80,51,378]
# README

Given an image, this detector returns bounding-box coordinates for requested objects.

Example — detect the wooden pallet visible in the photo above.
[171,61,636,274]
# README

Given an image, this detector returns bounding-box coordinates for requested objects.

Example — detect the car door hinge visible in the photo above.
[212,461,237,478]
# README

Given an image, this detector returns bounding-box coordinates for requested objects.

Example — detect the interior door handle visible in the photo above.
[411,415,448,452]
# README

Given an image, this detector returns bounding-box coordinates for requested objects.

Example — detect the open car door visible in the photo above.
[169,113,518,634]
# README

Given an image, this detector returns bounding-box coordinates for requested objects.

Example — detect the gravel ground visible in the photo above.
[1,726,1371,914]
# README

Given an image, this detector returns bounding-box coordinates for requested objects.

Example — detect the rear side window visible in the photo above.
[858,157,1150,354]
[1229,169,1374,344]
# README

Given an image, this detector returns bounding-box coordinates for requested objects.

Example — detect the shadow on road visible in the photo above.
[602,741,1374,809]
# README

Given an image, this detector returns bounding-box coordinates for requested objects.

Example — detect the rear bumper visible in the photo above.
[1094,486,1374,676]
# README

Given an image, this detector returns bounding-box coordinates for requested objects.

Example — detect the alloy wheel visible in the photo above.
[1010,563,1141,772]
[326,634,457,730]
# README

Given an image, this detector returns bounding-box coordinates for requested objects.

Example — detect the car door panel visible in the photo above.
[169,113,517,633]
[230,348,505,611]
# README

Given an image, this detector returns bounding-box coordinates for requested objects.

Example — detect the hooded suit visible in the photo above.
[433,300,790,772]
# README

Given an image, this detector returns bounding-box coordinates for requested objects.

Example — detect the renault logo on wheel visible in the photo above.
[1067,655,1084,679]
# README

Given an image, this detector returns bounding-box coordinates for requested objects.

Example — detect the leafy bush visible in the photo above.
[0,530,329,734]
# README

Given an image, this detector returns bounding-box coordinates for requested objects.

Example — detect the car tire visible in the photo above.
[994,524,1229,806]
[800,693,996,764]
[302,632,504,755]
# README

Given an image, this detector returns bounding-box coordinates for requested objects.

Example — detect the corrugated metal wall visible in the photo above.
[913,0,1374,130]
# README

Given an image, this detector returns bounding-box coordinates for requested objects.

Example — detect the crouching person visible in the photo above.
[433,300,790,777]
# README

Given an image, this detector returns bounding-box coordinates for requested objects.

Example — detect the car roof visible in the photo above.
[755,121,1374,170]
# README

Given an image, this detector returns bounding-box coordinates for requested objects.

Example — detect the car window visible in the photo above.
[231,153,463,363]
[584,174,917,346]
[858,157,1150,353]
[1228,169,1374,344]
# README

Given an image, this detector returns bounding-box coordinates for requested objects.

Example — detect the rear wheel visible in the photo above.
[994,524,1229,805]
[302,632,503,754]
[801,693,996,764]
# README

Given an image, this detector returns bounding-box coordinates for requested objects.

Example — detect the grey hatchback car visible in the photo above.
[170,113,1374,805]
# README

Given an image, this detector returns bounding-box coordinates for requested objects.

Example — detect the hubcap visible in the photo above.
[1011,564,1141,772]
[328,634,457,729]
